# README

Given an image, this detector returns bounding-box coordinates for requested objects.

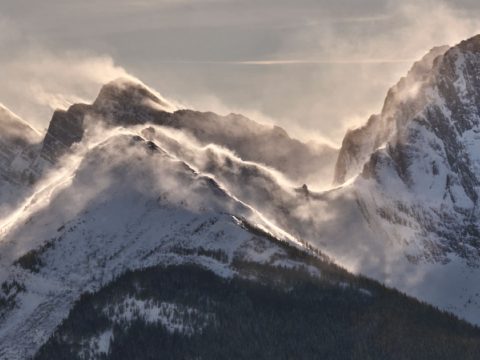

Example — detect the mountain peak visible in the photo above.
[40,78,177,161]
[332,36,480,185]
[333,33,480,264]
[454,33,480,53]
[93,77,176,114]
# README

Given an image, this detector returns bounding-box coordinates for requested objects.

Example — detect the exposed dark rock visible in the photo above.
[40,104,89,162]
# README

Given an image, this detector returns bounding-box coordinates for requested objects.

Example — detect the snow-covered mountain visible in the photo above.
[322,34,480,323]
[3,34,480,358]
[0,129,308,358]
[125,35,480,325]
[0,87,343,358]
[2,96,467,359]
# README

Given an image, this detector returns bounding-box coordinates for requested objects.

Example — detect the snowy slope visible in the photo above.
[0,127,317,359]
[0,79,342,358]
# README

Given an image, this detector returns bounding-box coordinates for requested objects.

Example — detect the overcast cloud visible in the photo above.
[1,0,480,143]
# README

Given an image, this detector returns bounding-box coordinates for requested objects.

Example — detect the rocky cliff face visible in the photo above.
[40,104,88,162]
[334,45,450,184]
[344,36,480,264]
[330,36,480,263]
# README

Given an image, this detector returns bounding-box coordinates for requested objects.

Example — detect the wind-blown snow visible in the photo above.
[0,129,316,359]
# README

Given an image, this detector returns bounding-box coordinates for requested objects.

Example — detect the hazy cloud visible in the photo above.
[1,0,480,143]
[0,50,135,130]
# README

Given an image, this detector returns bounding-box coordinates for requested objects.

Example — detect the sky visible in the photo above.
[1,0,480,145]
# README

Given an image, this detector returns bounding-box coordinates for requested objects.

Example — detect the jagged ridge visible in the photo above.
[40,78,337,185]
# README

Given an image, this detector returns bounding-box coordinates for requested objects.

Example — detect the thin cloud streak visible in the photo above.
[156,59,416,65]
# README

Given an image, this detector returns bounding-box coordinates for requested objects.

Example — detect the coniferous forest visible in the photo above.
[36,242,480,360]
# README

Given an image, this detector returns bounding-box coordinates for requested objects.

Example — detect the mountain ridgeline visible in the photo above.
[41,78,337,187]
[2,35,480,359]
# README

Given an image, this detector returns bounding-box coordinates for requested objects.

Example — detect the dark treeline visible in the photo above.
[35,258,480,360]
